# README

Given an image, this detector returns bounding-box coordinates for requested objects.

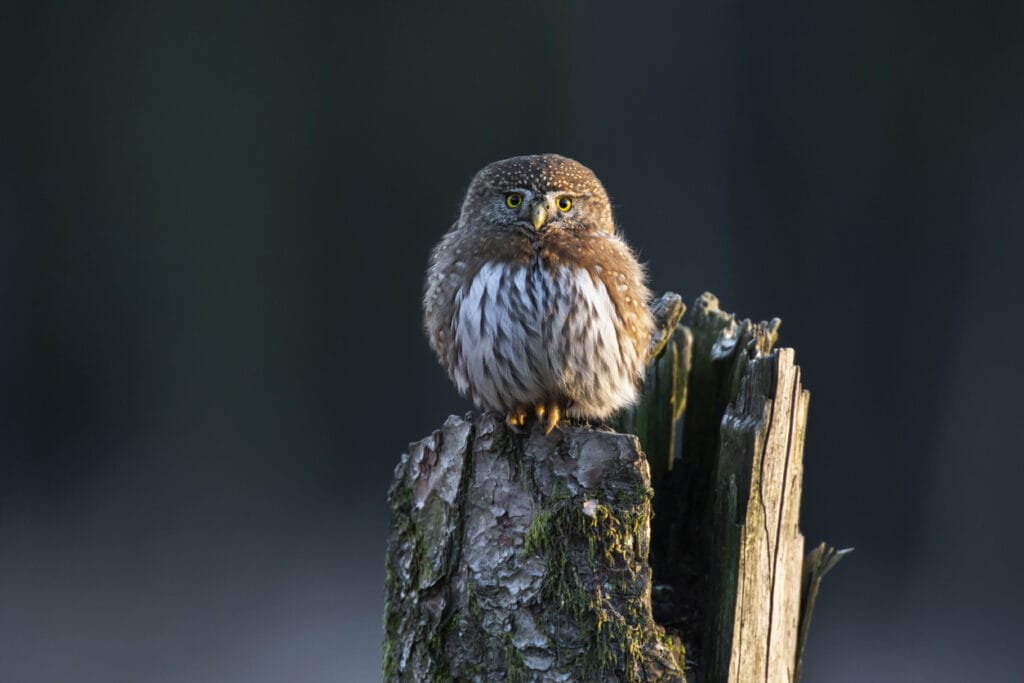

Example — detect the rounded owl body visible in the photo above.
[424,154,653,432]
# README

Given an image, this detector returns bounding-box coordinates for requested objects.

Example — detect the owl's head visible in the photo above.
[458,154,614,236]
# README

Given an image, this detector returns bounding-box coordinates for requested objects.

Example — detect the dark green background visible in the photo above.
[3,2,1022,680]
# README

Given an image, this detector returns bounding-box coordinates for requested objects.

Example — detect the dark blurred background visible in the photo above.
[3,2,1023,681]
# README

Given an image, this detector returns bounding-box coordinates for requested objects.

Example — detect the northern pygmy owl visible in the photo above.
[423,154,654,433]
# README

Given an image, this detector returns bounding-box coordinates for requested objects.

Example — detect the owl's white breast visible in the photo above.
[448,261,643,418]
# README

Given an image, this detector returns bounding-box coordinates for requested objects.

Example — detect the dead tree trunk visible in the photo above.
[384,293,846,682]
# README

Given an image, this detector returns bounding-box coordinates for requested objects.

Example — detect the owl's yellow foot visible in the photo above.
[506,405,529,429]
[541,402,562,435]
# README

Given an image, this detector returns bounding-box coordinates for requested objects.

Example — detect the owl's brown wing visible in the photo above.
[422,224,466,365]
[590,234,656,373]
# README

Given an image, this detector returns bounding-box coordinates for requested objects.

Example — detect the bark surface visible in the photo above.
[384,413,686,681]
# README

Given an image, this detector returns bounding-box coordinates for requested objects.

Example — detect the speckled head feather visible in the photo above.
[424,153,654,432]
[458,154,615,234]
[466,154,606,197]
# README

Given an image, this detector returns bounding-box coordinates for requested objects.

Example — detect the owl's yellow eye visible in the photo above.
[505,193,523,208]
[557,196,572,212]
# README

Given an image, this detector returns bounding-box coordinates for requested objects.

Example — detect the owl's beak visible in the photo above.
[530,201,548,230]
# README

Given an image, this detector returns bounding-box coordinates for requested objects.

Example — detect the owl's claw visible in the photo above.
[506,406,529,429]
[542,403,561,435]
[511,403,560,433]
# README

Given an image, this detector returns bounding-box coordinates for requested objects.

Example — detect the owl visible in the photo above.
[423,154,654,434]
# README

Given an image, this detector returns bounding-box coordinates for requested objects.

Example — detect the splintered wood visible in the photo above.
[715,348,809,682]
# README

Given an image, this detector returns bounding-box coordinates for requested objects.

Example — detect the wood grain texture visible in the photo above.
[713,349,808,682]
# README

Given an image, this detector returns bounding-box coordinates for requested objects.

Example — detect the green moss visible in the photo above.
[631,482,656,506]
[504,632,529,683]
[414,496,452,587]
[523,509,554,557]
[521,491,659,681]
[550,479,571,502]
[424,610,458,683]
[585,502,633,564]
[465,580,482,621]
[661,631,688,671]
[382,562,400,679]
[382,627,397,680]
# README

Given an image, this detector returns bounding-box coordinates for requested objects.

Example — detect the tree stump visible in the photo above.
[384,293,846,682]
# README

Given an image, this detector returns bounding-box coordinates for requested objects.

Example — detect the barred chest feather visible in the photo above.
[445,260,646,419]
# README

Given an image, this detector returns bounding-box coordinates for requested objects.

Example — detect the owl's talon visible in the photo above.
[506,406,528,428]
[542,403,561,435]
[534,404,546,420]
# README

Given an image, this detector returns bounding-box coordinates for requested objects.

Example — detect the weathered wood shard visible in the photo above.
[709,347,808,682]
[794,544,853,682]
